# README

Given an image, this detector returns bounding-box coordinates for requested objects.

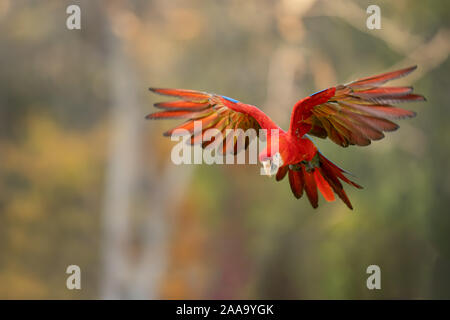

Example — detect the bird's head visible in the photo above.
[258,130,285,176]
[260,152,284,176]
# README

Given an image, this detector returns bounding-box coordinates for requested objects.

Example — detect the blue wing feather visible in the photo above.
[222,95,240,103]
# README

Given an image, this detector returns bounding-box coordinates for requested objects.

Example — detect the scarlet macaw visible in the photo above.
[147,66,425,209]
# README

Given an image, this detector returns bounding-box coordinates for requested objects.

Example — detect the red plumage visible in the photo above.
[147,66,425,209]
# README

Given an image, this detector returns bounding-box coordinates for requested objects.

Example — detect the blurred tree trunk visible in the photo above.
[100,9,142,299]
[100,2,193,299]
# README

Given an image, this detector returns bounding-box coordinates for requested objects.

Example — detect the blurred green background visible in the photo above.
[0,0,449,299]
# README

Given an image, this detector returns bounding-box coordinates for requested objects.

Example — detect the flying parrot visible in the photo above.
[146,66,425,209]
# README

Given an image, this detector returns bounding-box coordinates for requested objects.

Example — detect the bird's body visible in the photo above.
[147,66,425,209]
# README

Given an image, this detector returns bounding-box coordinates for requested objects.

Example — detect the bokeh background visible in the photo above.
[0,0,449,299]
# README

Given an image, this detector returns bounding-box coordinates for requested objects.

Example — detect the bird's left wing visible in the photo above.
[147,88,278,154]
[288,66,425,147]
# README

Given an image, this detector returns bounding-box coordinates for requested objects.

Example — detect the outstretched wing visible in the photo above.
[147,88,278,154]
[289,66,425,147]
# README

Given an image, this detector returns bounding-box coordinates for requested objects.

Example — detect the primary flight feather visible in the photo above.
[147,66,425,209]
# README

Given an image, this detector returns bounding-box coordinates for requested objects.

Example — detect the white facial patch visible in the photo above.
[261,152,284,176]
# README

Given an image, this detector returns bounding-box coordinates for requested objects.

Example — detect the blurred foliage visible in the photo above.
[0,0,449,299]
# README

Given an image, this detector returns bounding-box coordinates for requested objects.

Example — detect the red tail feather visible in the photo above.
[277,152,362,209]
[288,169,304,199]
[314,170,335,202]
[302,167,319,208]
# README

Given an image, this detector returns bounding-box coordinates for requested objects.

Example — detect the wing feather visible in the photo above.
[147,88,274,155]
[289,66,425,147]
